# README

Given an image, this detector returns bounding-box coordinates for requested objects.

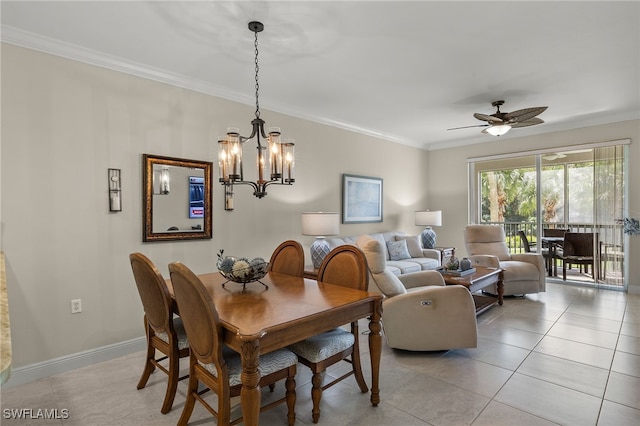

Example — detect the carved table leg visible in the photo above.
[368,299,383,406]
[497,270,504,306]
[240,340,261,426]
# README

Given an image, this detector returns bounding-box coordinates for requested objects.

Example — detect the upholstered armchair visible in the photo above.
[463,225,546,296]
[356,235,477,351]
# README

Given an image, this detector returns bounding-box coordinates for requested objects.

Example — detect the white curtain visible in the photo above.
[593,145,626,287]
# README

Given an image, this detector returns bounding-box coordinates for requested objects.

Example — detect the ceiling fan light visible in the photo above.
[486,124,511,136]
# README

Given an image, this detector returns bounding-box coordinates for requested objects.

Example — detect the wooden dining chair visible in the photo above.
[287,245,369,423]
[168,262,297,426]
[268,240,305,277]
[129,253,189,414]
[562,232,597,281]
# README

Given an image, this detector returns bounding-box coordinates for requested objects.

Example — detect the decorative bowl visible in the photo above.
[216,251,269,285]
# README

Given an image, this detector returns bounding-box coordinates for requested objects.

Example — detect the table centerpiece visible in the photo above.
[216,250,269,290]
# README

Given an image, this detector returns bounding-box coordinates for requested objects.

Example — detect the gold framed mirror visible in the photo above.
[143,154,213,242]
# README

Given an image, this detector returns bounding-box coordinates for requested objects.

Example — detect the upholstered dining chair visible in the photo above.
[268,240,305,277]
[287,245,369,424]
[129,253,189,414]
[168,262,297,426]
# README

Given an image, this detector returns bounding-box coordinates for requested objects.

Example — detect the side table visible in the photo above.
[435,247,455,266]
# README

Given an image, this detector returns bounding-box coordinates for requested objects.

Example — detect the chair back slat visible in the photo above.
[269,240,305,277]
[517,231,532,253]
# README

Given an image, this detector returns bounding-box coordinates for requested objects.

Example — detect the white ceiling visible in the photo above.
[2,1,639,150]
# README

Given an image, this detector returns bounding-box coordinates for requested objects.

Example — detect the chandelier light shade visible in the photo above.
[218,21,294,207]
[415,210,442,249]
[301,212,340,269]
[486,124,512,136]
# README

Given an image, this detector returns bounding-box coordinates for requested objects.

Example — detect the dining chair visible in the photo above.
[168,261,297,426]
[268,240,305,277]
[541,229,567,276]
[562,232,597,281]
[518,230,551,275]
[543,228,568,237]
[129,253,189,414]
[287,245,369,423]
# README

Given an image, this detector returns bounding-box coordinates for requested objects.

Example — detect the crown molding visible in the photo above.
[1,25,421,149]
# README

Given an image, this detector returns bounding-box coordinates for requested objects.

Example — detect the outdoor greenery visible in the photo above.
[480,162,595,224]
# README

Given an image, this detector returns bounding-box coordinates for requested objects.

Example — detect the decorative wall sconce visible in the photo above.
[108,168,122,212]
[152,166,171,195]
[160,167,170,194]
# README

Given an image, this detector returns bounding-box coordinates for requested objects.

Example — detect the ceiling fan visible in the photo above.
[448,100,548,136]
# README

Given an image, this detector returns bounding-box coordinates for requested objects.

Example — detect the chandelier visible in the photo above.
[218,21,295,209]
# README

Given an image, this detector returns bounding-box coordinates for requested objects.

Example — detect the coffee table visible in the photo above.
[441,266,504,315]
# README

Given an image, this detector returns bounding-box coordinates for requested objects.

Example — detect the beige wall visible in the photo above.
[428,120,640,295]
[0,44,430,368]
[2,43,638,372]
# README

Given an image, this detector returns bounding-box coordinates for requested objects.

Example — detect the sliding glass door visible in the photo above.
[468,141,628,290]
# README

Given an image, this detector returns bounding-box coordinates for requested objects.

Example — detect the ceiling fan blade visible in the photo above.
[447,124,489,131]
[510,117,544,128]
[504,106,548,122]
[473,113,504,123]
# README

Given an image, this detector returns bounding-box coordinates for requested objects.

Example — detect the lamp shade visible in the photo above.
[415,210,442,227]
[301,212,340,236]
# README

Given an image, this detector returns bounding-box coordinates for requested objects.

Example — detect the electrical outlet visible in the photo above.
[71,299,82,314]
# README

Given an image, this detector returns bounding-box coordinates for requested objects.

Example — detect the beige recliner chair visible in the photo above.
[463,224,546,296]
[355,235,477,351]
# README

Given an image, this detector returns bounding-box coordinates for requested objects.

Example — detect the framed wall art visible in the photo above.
[342,174,383,224]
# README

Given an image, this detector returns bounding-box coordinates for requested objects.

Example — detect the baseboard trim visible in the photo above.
[3,336,146,388]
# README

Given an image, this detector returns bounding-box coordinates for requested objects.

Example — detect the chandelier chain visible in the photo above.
[254,30,260,119]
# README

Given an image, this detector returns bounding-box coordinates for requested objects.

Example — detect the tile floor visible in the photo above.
[1,282,639,425]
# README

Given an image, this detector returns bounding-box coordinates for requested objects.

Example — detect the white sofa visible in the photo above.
[326,231,441,275]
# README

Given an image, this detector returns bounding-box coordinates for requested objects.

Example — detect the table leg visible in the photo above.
[497,271,504,306]
[368,300,383,407]
[240,340,261,426]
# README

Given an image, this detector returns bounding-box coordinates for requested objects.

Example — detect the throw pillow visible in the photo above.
[395,235,423,258]
[387,240,411,261]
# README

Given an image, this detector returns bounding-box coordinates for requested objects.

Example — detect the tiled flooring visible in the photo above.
[2,282,639,425]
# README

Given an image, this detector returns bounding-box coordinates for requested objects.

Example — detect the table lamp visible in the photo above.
[415,210,442,249]
[301,212,340,269]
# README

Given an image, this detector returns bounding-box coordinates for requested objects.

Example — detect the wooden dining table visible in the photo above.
[166,271,383,426]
